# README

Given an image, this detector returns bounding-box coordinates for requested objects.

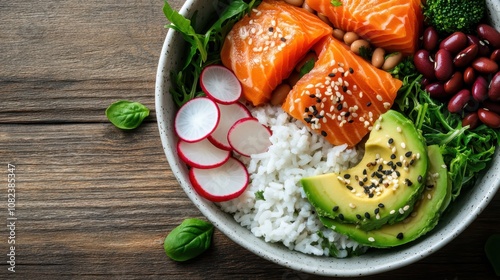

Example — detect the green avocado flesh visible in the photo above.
[319,145,451,248]
[301,110,429,231]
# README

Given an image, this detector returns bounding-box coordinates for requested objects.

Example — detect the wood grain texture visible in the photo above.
[0,0,499,279]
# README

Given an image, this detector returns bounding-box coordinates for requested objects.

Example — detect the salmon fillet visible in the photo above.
[221,0,332,106]
[305,0,423,55]
[282,36,403,147]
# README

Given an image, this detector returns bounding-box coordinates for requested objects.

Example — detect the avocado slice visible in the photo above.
[319,145,451,248]
[301,110,428,231]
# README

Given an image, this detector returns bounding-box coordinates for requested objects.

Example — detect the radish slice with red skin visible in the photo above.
[174,97,220,143]
[189,157,249,202]
[200,65,242,104]
[208,102,252,150]
[227,117,272,157]
[177,138,231,169]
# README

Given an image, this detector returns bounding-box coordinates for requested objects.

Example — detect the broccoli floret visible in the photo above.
[423,0,486,34]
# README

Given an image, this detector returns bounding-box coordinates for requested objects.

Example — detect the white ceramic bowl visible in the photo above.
[156,1,500,276]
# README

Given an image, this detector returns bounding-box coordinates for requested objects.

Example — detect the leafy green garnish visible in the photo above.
[255,190,265,201]
[330,0,343,7]
[163,0,261,107]
[163,218,214,262]
[394,73,499,200]
[485,234,500,276]
[299,58,316,78]
[105,100,150,130]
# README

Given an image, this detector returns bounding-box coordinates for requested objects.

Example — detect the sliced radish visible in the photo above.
[208,102,252,150]
[174,97,220,143]
[177,138,231,169]
[227,117,272,157]
[200,65,242,104]
[189,157,249,202]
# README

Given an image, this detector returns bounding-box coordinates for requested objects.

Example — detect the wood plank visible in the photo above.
[1,122,499,279]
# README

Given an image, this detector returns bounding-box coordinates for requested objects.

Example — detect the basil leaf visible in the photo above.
[163,218,214,262]
[105,100,150,130]
[330,0,342,7]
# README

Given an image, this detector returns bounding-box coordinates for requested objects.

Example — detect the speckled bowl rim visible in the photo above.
[155,0,500,277]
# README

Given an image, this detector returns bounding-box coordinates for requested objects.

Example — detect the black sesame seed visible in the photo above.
[395,171,401,177]
[427,184,435,189]
[344,112,351,117]
[396,162,403,167]
[349,67,354,73]
[328,73,335,77]
[346,185,353,190]
[409,159,415,165]
[364,212,371,219]
[315,114,323,119]
[342,85,348,92]
[348,119,354,123]
[268,27,274,32]
[374,208,380,215]
[359,181,364,186]
[378,165,384,172]
[316,97,322,103]
[369,193,374,198]
[418,175,423,183]
[338,213,345,220]
[362,169,367,175]
[356,214,362,220]
[309,94,316,98]
[280,37,287,42]
[337,103,343,110]
[390,154,396,159]
[367,101,372,107]
[405,178,413,186]
[305,107,310,112]
[396,232,404,240]
[333,206,339,212]
[321,130,327,137]
[304,117,312,123]
[405,151,413,158]
[378,203,385,208]
[363,177,368,182]
[388,138,394,144]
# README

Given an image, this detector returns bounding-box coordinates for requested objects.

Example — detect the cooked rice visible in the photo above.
[219,104,366,257]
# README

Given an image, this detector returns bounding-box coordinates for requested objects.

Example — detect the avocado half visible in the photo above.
[301,110,429,231]
[319,145,451,248]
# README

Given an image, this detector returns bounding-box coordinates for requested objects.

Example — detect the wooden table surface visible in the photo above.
[1,0,499,279]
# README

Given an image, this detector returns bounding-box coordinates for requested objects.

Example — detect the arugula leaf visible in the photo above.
[163,0,261,108]
[299,58,315,78]
[105,100,149,130]
[330,0,342,7]
[393,73,499,200]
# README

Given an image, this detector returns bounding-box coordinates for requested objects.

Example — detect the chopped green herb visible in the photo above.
[255,190,265,201]
[299,58,316,78]
[330,0,343,7]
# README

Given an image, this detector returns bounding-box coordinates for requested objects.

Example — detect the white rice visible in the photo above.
[219,104,366,257]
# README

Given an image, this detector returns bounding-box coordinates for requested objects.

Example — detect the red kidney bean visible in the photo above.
[477,24,500,49]
[440,32,468,54]
[467,34,490,57]
[478,108,500,128]
[463,67,476,84]
[434,49,454,81]
[448,89,471,113]
[472,76,489,102]
[444,71,463,95]
[483,100,500,114]
[491,49,500,64]
[453,44,478,68]
[414,49,435,80]
[425,82,446,99]
[472,57,499,74]
[464,99,480,112]
[423,26,439,51]
[462,112,480,129]
[421,77,432,88]
[489,72,500,101]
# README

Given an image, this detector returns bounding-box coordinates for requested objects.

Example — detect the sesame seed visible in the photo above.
[427,194,432,200]
[364,212,371,219]
[378,203,385,208]
[368,237,375,242]
[396,232,404,240]
[376,94,383,101]
[390,210,396,214]
[356,214,362,219]
[332,206,339,212]
[399,208,405,214]
[396,126,402,132]
[338,213,345,220]
[403,205,410,211]
[401,142,406,149]
[349,203,356,209]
